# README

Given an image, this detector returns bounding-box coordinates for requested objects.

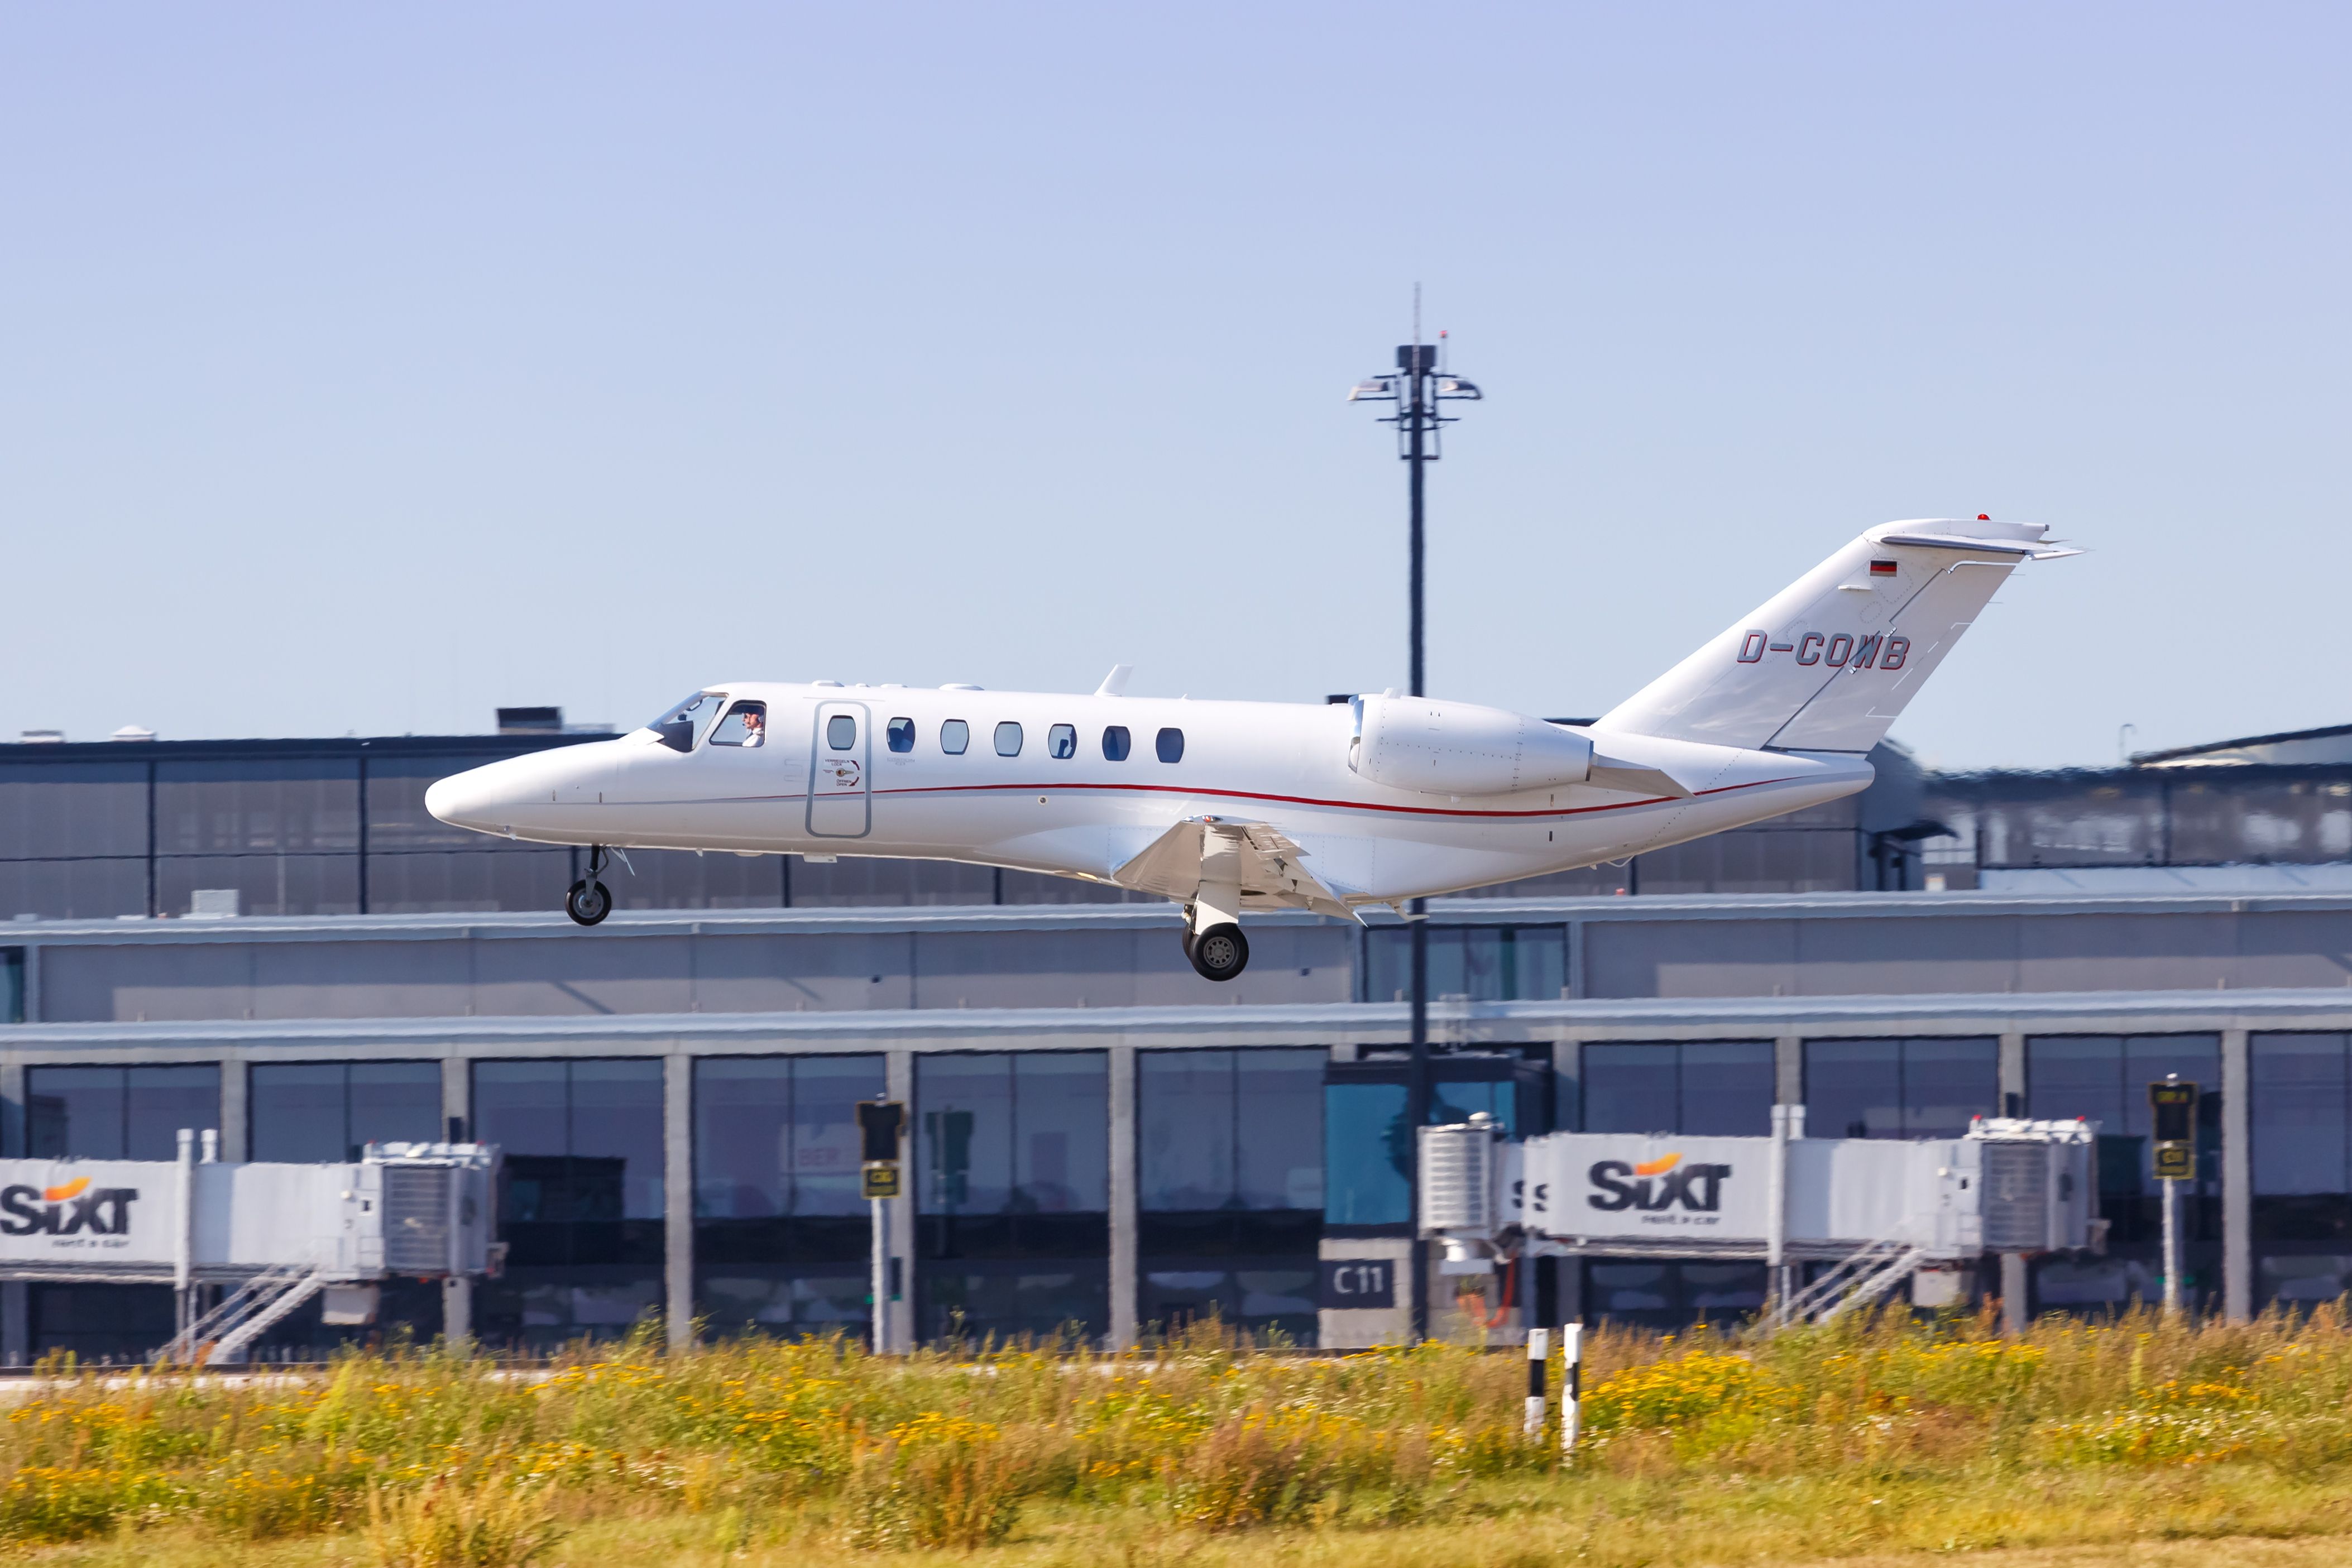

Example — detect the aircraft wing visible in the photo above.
[1112,817,1358,922]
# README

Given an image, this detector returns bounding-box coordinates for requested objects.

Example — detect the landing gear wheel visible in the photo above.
[1187,922,1249,982]
[566,879,612,926]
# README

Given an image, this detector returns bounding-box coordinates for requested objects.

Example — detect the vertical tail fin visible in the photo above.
[1597,519,2072,752]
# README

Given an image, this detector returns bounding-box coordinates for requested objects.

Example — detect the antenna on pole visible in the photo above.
[1346,291,1484,1344]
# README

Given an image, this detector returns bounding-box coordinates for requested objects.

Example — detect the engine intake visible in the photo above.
[1348,695,1594,797]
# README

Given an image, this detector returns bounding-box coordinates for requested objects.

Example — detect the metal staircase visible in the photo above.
[165,1258,330,1367]
[1760,1235,1929,1331]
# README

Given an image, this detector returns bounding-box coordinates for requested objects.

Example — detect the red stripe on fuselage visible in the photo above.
[618,775,1808,821]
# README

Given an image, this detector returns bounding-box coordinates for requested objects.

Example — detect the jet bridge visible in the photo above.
[0,1133,500,1364]
[1420,1111,2097,1325]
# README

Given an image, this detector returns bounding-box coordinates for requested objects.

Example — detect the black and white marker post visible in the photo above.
[1524,1326,1549,1438]
[1560,1321,1585,1459]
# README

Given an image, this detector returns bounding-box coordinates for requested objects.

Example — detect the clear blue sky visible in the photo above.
[2,4,2344,769]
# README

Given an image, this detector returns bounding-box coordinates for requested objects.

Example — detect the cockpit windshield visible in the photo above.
[646,691,729,754]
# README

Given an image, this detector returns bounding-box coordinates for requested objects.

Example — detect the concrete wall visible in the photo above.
[15,891,2352,1025]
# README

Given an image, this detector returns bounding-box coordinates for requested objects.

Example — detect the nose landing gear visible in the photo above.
[566,847,614,927]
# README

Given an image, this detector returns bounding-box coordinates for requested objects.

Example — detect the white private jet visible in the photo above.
[427,517,2072,980]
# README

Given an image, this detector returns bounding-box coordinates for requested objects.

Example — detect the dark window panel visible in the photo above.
[124,1066,220,1160]
[1680,1042,1776,1136]
[350,1061,445,1148]
[1903,1038,1998,1139]
[0,857,149,920]
[1323,1081,1410,1226]
[571,1060,666,1220]
[28,1066,127,1158]
[363,848,571,914]
[792,1056,882,1216]
[919,1054,1015,1215]
[793,856,996,907]
[475,1265,664,1350]
[691,1055,884,1222]
[2252,1034,2349,1197]
[1363,926,1569,1004]
[1013,1053,1107,1213]
[2,948,21,1025]
[30,1283,175,1363]
[1138,1264,1317,1342]
[251,1063,347,1163]
[1634,828,1860,895]
[0,763,150,860]
[1234,1049,1326,1210]
[609,850,784,912]
[995,870,1153,904]
[155,759,360,855]
[157,853,361,918]
[1431,1079,1518,1136]
[694,1058,793,1220]
[473,1061,569,1155]
[697,1268,871,1338]
[1805,1039,1904,1139]
[920,1258,1108,1344]
[1139,1050,1235,1211]
[1583,1044,1678,1134]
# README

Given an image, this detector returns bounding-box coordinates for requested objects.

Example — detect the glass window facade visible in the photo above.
[2027,1034,2222,1312]
[1136,1049,1322,1341]
[1583,1042,1774,1135]
[0,760,152,919]
[2250,1033,2352,1308]
[1805,1037,1997,1140]
[693,1054,887,1338]
[250,1061,443,1163]
[1323,1081,1410,1228]
[1363,925,1567,1003]
[918,1052,1108,1343]
[26,1064,220,1159]
[472,1059,665,1348]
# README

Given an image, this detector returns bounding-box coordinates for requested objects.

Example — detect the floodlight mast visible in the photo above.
[1349,288,1482,1341]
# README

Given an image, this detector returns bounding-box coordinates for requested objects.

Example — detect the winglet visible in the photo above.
[1095,664,1134,698]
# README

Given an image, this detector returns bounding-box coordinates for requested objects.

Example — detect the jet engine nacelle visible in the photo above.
[1348,695,1594,797]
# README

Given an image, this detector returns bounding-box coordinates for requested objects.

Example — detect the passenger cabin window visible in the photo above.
[1102,725,1131,761]
[709,701,767,748]
[1048,723,1076,759]
[887,717,915,754]
[1156,727,1185,764]
[941,720,969,755]
[826,714,857,750]
[994,722,1023,757]
[650,691,727,754]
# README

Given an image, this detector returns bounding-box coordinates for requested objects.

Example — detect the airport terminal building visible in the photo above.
[4,719,2352,1359]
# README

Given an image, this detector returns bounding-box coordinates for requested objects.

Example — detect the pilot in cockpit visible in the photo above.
[739,708,764,747]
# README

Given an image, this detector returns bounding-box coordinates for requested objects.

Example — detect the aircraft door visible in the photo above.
[808,702,871,838]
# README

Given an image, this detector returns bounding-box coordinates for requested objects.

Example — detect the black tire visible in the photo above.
[1188,922,1249,982]
[566,879,612,926]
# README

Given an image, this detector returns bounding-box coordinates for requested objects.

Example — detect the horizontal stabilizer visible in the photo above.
[1587,757,1692,799]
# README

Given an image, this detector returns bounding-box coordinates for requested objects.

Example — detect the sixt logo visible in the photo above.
[1736,630,1909,670]
[0,1177,140,1237]
[1587,1152,1733,1215]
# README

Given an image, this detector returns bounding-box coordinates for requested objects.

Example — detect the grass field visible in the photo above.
[5,1306,2352,1566]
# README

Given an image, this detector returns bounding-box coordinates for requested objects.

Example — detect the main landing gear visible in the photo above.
[566,847,614,927]
[1182,898,1251,983]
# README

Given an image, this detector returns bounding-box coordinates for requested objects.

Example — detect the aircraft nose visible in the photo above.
[424,767,495,830]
